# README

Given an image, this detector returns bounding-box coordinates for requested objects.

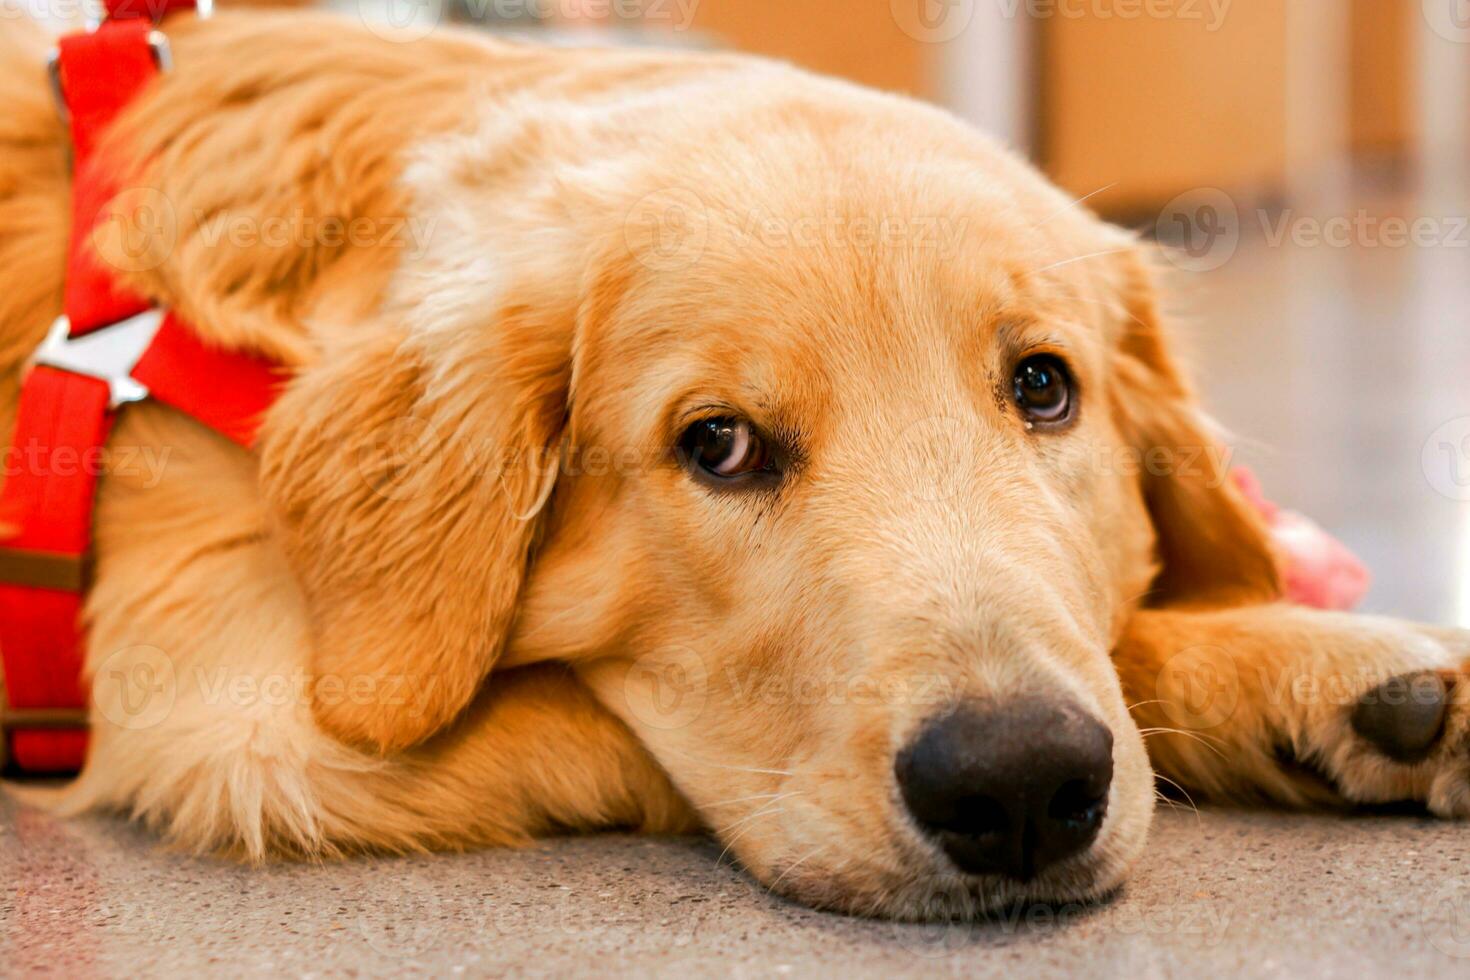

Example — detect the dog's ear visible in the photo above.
[1108,246,1282,608]
[258,303,572,754]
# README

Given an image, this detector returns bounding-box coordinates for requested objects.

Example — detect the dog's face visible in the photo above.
[269,67,1278,919]
[553,178,1163,915]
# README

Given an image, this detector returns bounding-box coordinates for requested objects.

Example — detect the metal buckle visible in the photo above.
[32,312,163,410]
[45,49,66,121]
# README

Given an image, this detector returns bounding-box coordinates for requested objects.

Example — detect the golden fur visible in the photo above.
[1,11,1466,919]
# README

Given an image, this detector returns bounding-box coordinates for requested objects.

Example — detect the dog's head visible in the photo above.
[263,62,1278,918]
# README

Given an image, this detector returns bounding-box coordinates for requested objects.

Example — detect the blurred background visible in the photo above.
[24,0,1470,625]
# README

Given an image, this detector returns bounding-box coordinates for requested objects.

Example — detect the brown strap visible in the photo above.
[1,706,89,728]
[0,548,88,591]
[0,701,90,773]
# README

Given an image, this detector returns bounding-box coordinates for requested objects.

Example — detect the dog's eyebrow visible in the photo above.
[993,312,1078,353]
[992,316,1040,350]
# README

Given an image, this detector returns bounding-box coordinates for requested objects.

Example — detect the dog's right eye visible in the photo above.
[678,417,773,482]
[1012,353,1075,427]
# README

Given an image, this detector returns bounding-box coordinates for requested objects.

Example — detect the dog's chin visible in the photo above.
[757,807,1149,922]
[765,856,1121,922]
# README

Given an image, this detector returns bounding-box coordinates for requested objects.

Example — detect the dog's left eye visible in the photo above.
[1012,354,1075,426]
[679,417,773,481]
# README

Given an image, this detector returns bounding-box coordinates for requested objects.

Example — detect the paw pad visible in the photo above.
[1350,671,1449,763]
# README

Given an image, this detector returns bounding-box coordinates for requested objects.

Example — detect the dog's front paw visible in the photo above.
[1303,636,1470,817]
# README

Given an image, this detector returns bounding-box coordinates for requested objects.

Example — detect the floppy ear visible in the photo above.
[1108,247,1282,608]
[258,306,571,754]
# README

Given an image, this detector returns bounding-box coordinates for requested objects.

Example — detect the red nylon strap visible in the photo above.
[133,314,283,448]
[57,18,160,336]
[105,0,199,18]
[0,17,157,771]
[0,371,114,773]
[4,2,284,773]
[0,327,280,770]
[10,730,90,772]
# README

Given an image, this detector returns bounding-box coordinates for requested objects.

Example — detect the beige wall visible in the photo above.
[1041,3,1294,214]
[1350,0,1416,156]
[686,0,932,100]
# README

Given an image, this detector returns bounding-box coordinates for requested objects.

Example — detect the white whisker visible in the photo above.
[1153,773,1203,827]
[1032,182,1119,229]
[701,791,788,809]
[713,793,801,867]
[661,748,829,780]
[1138,726,1229,762]
[1126,699,1170,712]
[767,842,828,894]
[1019,246,1135,279]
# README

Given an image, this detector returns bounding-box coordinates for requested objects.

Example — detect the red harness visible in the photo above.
[0,0,282,774]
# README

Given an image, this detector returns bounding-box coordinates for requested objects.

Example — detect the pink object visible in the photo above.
[1231,467,1371,611]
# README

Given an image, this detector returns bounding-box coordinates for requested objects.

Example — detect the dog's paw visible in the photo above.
[1301,634,1470,817]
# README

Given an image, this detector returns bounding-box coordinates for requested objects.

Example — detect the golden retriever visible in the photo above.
[1,10,1466,921]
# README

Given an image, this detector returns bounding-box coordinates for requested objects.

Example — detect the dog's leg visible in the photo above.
[34,660,696,859]
[1115,603,1470,816]
[310,664,701,856]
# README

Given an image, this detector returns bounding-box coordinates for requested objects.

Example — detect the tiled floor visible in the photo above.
[4,209,1470,977]
[1176,207,1470,625]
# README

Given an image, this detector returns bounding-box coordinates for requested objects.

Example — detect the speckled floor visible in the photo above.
[5,198,1470,977]
[4,796,1470,978]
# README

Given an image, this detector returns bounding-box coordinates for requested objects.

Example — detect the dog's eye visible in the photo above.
[1012,354,1074,426]
[679,417,772,480]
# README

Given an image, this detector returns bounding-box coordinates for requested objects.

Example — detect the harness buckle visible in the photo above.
[32,312,163,410]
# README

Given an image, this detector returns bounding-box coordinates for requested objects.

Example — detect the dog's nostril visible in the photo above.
[896,696,1113,881]
[1047,778,1107,830]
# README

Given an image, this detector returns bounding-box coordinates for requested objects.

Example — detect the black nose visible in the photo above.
[895,696,1113,880]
